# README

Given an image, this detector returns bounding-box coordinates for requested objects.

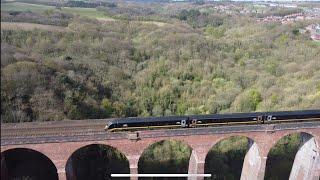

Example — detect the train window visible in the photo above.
[123,124,128,127]
[181,120,186,127]
[267,115,272,121]
[192,119,197,125]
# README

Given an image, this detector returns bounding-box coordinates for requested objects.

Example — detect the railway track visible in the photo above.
[2,117,320,140]
[1,121,319,146]
[1,119,109,138]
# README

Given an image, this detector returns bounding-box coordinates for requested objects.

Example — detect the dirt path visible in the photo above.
[140,21,168,27]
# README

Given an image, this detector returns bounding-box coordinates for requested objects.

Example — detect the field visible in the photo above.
[1,2,54,13]
[1,2,168,26]
[1,2,108,18]
[61,7,107,18]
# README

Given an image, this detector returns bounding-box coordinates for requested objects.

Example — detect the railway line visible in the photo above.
[1,120,320,146]
[1,119,109,138]
[1,110,319,144]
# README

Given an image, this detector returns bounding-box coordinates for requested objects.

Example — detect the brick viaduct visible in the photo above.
[1,122,320,180]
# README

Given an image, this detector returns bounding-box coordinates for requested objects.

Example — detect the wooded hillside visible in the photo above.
[1,1,319,123]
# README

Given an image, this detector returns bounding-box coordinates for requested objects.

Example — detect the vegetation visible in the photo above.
[138,140,192,179]
[1,11,72,26]
[1,2,108,18]
[1,1,318,178]
[62,0,117,8]
[205,136,249,180]
[1,1,319,122]
[66,144,129,180]
[3,148,58,180]
[1,2,55,13]
[255,8,303,18]
[265,133,301,180]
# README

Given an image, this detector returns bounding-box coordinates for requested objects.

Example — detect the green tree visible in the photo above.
[102,98,113,117]
[233,90,262,112]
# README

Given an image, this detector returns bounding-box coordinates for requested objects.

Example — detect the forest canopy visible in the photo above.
[1,0,320,123]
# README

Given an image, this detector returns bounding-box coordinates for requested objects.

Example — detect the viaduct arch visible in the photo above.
[65,144,130,180]
[138,139,193,176]
[1,148,59,180]
[1,129,319,180]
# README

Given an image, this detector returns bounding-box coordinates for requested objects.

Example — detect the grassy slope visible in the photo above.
[1,22,68,31]
[1,2,168,26]
[61,7,106,18]
[1,2,107,18]
[1,2,54,13]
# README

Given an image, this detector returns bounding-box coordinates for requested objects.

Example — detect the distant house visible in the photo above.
[306,24,317,32]
[316,25,320,34]
[311,34,320,41]
[283,4,297,8]
[302,24,320,41]
[269,3,278,7]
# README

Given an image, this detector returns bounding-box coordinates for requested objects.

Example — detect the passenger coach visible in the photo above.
[104,109,320,132]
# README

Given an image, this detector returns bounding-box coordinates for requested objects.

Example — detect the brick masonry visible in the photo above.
[1,128,320,180]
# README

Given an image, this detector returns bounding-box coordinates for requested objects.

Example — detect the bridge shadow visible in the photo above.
[1,148,58,180]
[138,139,192,180]
[65,144,129,180]
[204,136,256,180]
[264,132,318,180]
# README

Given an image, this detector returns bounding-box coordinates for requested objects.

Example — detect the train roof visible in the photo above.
[107,109,319,124]
[264,109,320,115]
[110,115,188,124]
[190,109,320,120]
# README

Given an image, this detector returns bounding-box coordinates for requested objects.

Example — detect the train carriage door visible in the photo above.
[257,116,263,123]
[191,119,197,127]
[181,120,187,128]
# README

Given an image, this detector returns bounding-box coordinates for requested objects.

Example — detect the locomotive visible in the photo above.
[104,109,320,132]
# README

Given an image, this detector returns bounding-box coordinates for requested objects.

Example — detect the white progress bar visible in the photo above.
[111,174,211,177]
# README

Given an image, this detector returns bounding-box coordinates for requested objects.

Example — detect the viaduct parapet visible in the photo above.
[1,121,320,180]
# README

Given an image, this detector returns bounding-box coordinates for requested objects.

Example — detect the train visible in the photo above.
[104,109,320,132]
